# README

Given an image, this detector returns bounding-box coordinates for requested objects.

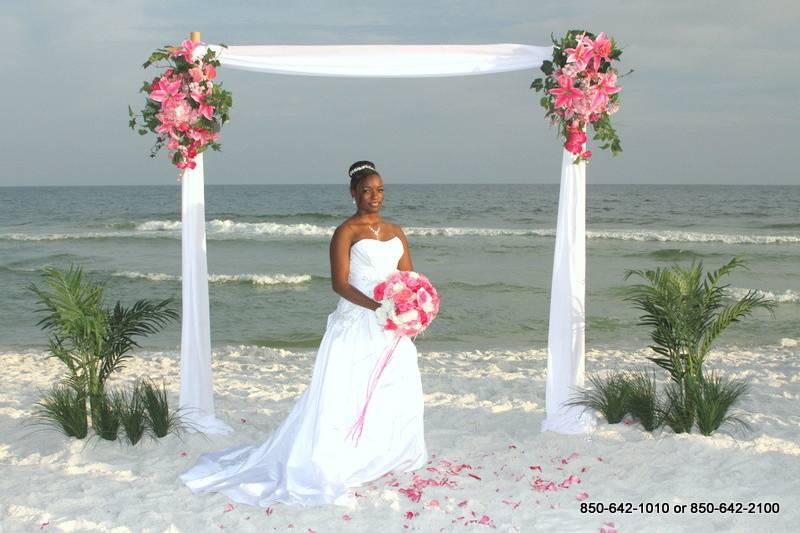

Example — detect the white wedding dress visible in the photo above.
[180,235,427,507]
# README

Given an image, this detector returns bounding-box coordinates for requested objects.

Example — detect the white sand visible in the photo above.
[2,342,799,532]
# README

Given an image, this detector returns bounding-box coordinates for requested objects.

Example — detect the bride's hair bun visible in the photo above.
[348,160,379,189]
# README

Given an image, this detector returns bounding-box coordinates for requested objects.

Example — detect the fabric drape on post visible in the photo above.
[180,154,232,434]
[207,44,552,78]
[541,149,595,434]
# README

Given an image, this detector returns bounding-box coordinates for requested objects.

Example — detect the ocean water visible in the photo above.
[1,184,797,352]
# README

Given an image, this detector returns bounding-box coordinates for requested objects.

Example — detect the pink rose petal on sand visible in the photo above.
[457,500,468,507]
[40,523,49,529]
[467,473,481,480]
[342,514,352,521]
[265,507,274,516]
[240,418,247,424]
[424,499,440,509]
[223,503,235,513]
[479,515,491,525]
[577,491,589,501]
[529,465,542,472]
[180,451,188,457]
[600,522,617,533]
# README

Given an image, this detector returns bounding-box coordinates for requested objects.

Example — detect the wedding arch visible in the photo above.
[157,31,613,436]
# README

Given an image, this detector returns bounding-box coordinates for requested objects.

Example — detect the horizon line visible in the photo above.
[2,182,798,188]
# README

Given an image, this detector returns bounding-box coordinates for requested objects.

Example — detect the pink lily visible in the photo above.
[590,72,621,110]
[549,77,583,109]
[150,78,185,108]
[173,39,202,63]
[588,32,613,70]
[564,37,594,70]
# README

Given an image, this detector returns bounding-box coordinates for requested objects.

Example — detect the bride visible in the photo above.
[180,161,427,507]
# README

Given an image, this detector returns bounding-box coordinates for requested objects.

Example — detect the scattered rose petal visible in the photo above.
[508,444,517,449]
[180,451,188,457]
[265,507,274,516]
[240,418,247,424]
[479,515,491,525]
[424,499,440,509]
[342,514,352,521]
[458,500,468,508]
[468,473,481,481]
[529,465,542,472]
[559,475,581,489]
[577,491,589,501]
[40,523,49,530]
[223,503,235,513]
[400,488,422,503]
[502,499,521,509]
[600,522,617,533]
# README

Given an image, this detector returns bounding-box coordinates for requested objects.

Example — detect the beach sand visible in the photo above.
[2,342,798,532]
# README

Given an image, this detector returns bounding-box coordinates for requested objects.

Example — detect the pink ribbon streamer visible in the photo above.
[347,334,402,445]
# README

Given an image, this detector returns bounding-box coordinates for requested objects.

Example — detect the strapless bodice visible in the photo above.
[347,236,404,293]
[331,236,404,322]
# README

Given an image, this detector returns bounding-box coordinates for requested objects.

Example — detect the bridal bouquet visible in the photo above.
[530,30,626,164]
[129,40,233,172]
[373,271,440,337]
[348,271,440,444]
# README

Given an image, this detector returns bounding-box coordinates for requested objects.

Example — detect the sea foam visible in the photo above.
[112,271,313,285]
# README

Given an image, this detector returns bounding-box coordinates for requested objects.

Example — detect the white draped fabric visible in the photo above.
[178,42,588,436]
[208,44,552,78]
[541,149,595,434]
[180,154,232,434]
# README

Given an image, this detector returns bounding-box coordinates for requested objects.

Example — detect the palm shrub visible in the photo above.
[92,391,122,441]
[140,379,186,438]
[117,382,148,445]
[624,370,661,431]
[625,257,774,435]
[29,265,178,434]
[567,372,629,424]
[692,372,750,436]
[659,378,696,433]
[34,384,88,439]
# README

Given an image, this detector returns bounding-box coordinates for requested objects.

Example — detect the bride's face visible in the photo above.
[353,174,384,214]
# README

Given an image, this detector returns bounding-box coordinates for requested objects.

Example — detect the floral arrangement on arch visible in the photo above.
[129,39,232,172]
[531,30,627,164]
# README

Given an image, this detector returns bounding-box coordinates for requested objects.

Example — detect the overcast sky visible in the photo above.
[1,1,797,186]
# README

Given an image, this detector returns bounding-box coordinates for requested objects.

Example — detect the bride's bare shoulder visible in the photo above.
[385,221,406,236]
[332,220,357,241]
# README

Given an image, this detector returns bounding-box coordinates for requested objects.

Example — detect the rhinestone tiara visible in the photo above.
[349,164,376,178]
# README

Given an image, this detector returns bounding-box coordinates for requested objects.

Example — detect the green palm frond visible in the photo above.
[624,258,775,383]
[101,298,179,381]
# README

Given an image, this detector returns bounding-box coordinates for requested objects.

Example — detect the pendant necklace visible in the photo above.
[368,222,381,238]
